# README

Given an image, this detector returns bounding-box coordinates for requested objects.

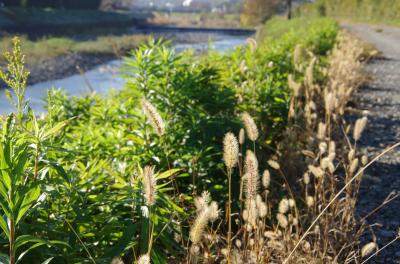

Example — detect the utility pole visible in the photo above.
[287,0,292,20]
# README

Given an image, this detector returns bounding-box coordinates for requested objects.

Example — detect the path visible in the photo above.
[343,24,400,263]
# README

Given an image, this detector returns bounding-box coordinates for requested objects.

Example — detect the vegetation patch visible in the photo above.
[295,0,400,26]
[0,17,386,263]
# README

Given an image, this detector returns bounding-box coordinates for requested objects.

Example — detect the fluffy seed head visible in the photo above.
[262,170,270,189]
[223,132,239,170]
[278,198,289,214]
[303,172,310,185]
[317,122,327,140]
[325,92,335,115]
[190,200,219,244]
[239,128,245,145]
[361,242,377,257]
[361,155,368,166]
[308,165,324,178]
[319,142,327,154]
[137,254,150,264]
[348,149,355,161]
[258,202,268,218]
[142,166,157,206]
[267,160,280,170]
[306,196,314,208]
[194,191,211,212]
[353,117,368,141]
[141,99,165,136]
[241,112,259,141]
[349,158,359,175]
[288,199,295,208]
[277,213,288,228]
[243,151,259,213]
[329,141,336,154]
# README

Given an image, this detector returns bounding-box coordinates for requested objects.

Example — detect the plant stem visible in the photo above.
[227,168,232,264]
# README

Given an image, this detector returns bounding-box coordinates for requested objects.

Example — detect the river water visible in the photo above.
[0,33,249,115]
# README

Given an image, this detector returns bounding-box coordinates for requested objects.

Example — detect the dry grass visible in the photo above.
[177,31,380,263]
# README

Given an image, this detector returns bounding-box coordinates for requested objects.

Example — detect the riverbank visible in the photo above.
[1,32,248,86]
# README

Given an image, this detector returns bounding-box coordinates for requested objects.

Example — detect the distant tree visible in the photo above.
[240,0,281,25]
[287,0,292,19]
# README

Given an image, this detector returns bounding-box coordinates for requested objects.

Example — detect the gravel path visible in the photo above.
[344,24,400,263]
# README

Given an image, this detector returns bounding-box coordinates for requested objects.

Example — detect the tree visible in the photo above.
[241,0,281,25]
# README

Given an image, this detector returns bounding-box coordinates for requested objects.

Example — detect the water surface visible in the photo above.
[0,33,248,115]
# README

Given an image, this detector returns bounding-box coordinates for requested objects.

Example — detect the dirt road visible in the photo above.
[344,24,400,263]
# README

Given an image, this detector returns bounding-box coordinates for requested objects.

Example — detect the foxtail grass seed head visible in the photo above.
[267,159,280,170]
[142,166,157,206]
[329,141,336,154]
[194,191,211,212]
[288,199,295,208]
[241,112,259,141]
[190,201,219,245]
[361,242,377,258]
[349,158,359,175]
[246,38,257,53]
[306,196,314,208]
[277,213,288,228]
[308,165,324,178]
[278,198,289,214]
[244,150,259,180]
[258,202,268,218]
[262,170,270,189]
[317,122,326,140]
[141,99,165,136]
[303,172,310,185]
[348,149,355,161]
[328,152,336,162]
[361,155,368,166]
[239,60,247,74]
[320,157,329,169]
[353,117,368,141]
[325,92,335,115]
[111,258,124,264]
[319,142,327,154]
[223,132,239,170]
[137,254,150,264]
[239,128,245,145]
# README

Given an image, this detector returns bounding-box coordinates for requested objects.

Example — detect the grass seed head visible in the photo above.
[142,166,157,206]
[241,112,259,141]
[138,254,150,264]
[353,117,368,141]
[223,132,239,170]
[262,170,270,189]
[239,128,245,145]
[141,98,165,136]
[361,242,377,258]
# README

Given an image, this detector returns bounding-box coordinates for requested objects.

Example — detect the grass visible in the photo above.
[0,7,148,28]
[295,0,400,27]
[0,34,149,64]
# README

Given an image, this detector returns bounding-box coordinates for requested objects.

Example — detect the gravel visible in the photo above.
[343,24,400,263]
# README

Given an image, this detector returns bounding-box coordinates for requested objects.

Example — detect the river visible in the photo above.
[0,33,249,115]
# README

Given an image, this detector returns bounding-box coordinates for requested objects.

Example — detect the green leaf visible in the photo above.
[14,235,46,251]
[41,257,54,264]
[15,241,47,264]
[16,185,41,224]
[0,214,9,239]
[156,169,181,180]
[0,253,9,264]
[104,223,137,259]
[44,121,67,139]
